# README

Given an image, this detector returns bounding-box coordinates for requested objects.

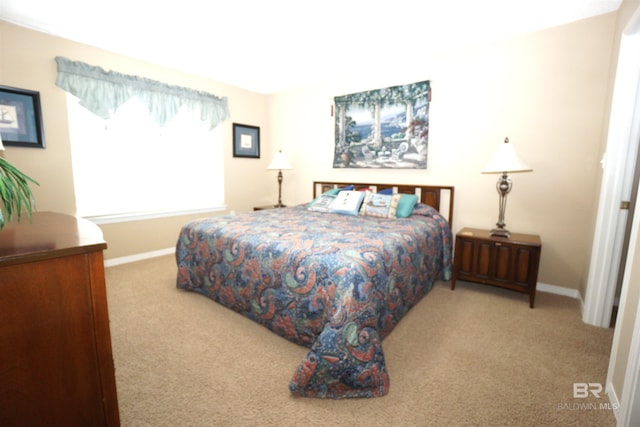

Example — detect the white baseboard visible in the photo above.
[537,282,581,300]
[103,253,587,304]
[102,255,584,305]
[104,247,175,267]
[606,381,621,421]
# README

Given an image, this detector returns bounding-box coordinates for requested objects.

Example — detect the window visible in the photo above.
[55,56,229,223]
[67,95,225,222]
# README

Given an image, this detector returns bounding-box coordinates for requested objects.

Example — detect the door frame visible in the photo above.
[583,27,640,329]
[587,5,640,425]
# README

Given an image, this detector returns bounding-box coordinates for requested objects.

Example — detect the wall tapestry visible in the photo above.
[333,80,430,169]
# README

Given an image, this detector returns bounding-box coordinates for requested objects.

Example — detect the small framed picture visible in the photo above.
[0,85,46,148]
[232,123,260,158]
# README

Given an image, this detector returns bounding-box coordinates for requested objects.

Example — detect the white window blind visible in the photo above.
[67,95,225,222]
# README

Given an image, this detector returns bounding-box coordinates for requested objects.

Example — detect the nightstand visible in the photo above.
[451,227,542,308]
[253,204,286,211]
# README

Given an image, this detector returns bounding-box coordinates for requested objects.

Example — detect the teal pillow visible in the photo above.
[396,194,419,218]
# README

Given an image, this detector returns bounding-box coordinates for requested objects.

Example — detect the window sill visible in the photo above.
[83,205,227,225]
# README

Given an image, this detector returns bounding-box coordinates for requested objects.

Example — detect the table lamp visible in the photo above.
[267,150,292,207]
[482,137,532,237]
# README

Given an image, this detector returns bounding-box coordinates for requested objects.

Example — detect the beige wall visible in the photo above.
[269,13,616,291]
[0,14,618,291]
[0,21,273,259]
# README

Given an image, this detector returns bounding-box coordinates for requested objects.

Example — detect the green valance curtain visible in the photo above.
[55,56,230,130]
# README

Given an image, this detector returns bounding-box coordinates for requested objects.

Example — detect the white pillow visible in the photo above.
[328,190,366,216]
[307,194,336,212]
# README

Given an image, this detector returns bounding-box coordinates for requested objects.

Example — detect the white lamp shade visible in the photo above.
[0,132,4,152]
[268,150,292,170]
[482,138,532,174]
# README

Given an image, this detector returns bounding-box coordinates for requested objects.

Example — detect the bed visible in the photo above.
[175,181,454,398]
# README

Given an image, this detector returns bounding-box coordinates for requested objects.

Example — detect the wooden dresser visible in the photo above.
[0,212,120,426]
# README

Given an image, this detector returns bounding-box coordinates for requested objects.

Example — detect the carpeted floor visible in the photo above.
[105,255,616,426]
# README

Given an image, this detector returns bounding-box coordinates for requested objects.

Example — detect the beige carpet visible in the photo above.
[105,255,616,426]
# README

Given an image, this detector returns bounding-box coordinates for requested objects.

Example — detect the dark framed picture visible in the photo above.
[232,123,260,158]
[0,85,46,149]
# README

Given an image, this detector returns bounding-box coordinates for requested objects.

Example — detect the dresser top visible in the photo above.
[457,227,541,246]
[0,212,106,266]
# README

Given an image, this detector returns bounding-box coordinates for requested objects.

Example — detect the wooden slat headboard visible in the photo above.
[313,181,454,225]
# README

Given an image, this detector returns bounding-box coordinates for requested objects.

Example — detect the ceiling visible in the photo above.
[0,0,622,94]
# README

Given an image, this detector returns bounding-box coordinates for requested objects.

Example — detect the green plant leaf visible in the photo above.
[0,157,39,230]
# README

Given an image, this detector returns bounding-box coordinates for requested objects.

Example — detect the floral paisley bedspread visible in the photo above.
[175,203,452,398]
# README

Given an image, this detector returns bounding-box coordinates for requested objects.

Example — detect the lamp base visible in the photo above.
[490,228,511,238]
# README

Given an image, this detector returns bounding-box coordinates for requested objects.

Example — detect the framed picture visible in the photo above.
[333,80,430,169]
[232,123,260,158]
[0,85,46,148]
